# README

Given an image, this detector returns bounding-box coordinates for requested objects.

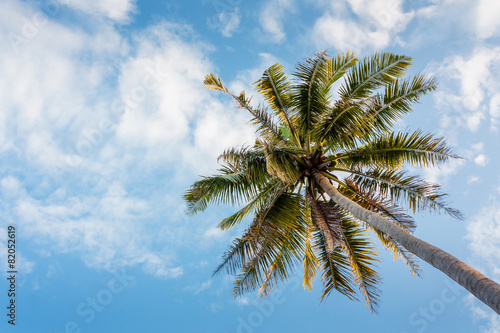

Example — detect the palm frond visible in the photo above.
[218,146,269,186]
[213,236,254,277]
[204,73,229,92]
[302,222,319,290]
[324,52,358,88]
[339,168,463,219]
[369,74,437,134]
[315,232,357,301]
[237,91,286,142]
[255,63,300,145]
[338,214,382,313]
[231,193,307,297]
[184,166,256,215]
[340,53,412,100]
[257,222,306,297]
[218,181,282,230]
[339,178,416,231]
[306,191,343,252]
[291,52,330,146]
[260,138,304,184]
[313,99,376,149]
[335,130,459,170]
[214,189,302,278]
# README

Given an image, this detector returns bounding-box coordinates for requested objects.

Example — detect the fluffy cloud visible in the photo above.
[311,0,414,52]
[6,177,185,277]
[112,23,255,176]
[0,0,256,278]
[467,200,500,269]
[209,8,241,37]
[476,0,500,39]
[421,141,487,185]
[466,197,500,330]
[258,0,295,43]
[421,156,465,185]
[58,0,137,22]
[433,47,500,133]
[474,154,489,167]
[0,0,126,166]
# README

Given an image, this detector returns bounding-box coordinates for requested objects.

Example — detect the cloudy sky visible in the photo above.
[1,0,500,332]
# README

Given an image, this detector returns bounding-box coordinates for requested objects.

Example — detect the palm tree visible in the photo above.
[184,52,500,314]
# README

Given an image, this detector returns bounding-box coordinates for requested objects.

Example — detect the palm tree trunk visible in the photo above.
[313,169,500,315]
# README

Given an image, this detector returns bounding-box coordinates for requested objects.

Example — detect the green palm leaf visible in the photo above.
[313,100,376,149]
[291,52,330,147]
[338,214,382,313]
[315,232,357,301]
[339,179,416,231]
[335,130,458,169]
[232,192,307,297]
[184,167,256,214]
[345,168,463,219]
[254,63,300,145]
[368,74,437,134]
[340,52,412,100]
[302,223,319,290]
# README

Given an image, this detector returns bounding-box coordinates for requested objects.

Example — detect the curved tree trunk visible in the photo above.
[313,169,500,315]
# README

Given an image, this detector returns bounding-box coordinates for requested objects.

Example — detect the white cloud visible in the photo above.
[466,198,500,329]
[202,227,226,241]
[489,94,500,129]
[468,297,500,333]
[5,177,184,277]
[474,154,489,167]
[183,280,212,295]
[235,296,250,306]
[258,0,295,43]
[422,157,465,185]
[0,0,126,168]
[311,0,414,52]
[476,0,500,39]
[433,47,500,133]
[111,23,256,177]
[210,8,240,37]
[59,0,136,22]
[467,176,480,184]
[0,1,259,279]
[210,302,224,312]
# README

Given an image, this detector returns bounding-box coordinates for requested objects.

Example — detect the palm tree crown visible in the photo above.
[184,52,500,314]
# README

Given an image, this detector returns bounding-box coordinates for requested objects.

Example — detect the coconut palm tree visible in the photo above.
[184,52,500,314]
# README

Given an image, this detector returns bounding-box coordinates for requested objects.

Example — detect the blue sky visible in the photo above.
[0,0,500,332]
